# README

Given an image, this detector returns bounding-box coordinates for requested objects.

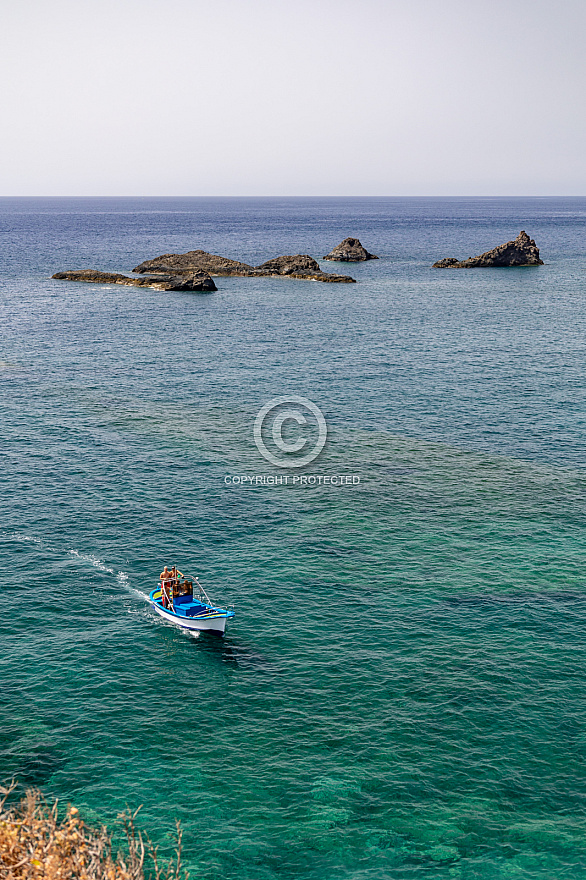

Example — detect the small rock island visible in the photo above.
[133,250,356,283]
[433,231,543,268]
[322,238,378,262]
[52,269,217,292]
[53,249,358,290]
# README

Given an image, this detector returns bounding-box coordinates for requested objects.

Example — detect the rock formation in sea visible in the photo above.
[322,238,378,262]
[254,254,355,282]
[133,250,356,283]
[133,250,254,277]
[432,231,543,268]
[52,269,217,292]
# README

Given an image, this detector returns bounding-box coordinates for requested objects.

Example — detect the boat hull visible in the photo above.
[148,590,233,634]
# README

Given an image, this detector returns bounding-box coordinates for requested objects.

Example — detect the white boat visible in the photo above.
[149,574,234,635]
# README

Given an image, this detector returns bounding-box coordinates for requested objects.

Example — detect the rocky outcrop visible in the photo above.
[255,254,355,282]
[52,269,217,292]
[322,238,378,262]
[150,272,217,292]
[134,250,356,282]
[53,270,130,285]
[432,258,461,269]
[133,250,255,277]
[256,254,322,275]
[433,231,543,268]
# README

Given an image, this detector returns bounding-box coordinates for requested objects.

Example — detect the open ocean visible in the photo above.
[2,196,586,879]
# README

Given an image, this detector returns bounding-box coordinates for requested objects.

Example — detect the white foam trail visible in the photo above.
[10,532,43,545]
[8,535,138,599]
[68,549,114,574]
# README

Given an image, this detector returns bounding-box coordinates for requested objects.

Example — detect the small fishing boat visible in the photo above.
[149,573,234,634]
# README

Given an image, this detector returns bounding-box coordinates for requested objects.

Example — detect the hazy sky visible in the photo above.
[1,0,585,196]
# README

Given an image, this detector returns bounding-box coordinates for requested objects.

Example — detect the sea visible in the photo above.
[1,197,586,879]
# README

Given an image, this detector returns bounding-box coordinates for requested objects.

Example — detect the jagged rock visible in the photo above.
[255,254,355,282]
[322,238,378,262]
[134,250,255,277]
[151,272,217,292]
[256,254,322,275]
[432,258,461,269]
[134,249,356,283]
[432,231,543,268]
[52,269,217,292]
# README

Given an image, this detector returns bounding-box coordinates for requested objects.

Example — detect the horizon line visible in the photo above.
[1,194,586,200]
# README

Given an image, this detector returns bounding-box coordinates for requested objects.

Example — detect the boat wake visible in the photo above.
[68,550,130,591]
[68,548,115,574]
[7,533,225,637]
[8,532,131,595]
[9,532,43,546]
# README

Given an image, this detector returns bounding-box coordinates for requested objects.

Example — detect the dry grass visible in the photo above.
[0,783,187,880]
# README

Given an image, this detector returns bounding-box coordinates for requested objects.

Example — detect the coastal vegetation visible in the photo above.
[0,783,186,880]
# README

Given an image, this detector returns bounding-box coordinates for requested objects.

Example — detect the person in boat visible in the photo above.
[171,566,183,581]
[160,566,173,608]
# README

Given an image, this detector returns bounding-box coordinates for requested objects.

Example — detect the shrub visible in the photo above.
[0,783,186,880]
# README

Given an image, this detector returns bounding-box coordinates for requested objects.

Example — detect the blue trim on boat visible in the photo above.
[149,588,235,620]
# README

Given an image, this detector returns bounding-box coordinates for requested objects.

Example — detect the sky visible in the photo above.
[1,0,585,196]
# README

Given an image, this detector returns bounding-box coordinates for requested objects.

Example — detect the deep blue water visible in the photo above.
[1,197,586,879]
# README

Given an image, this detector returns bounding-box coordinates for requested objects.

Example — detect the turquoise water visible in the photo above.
[1,198,586,878]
